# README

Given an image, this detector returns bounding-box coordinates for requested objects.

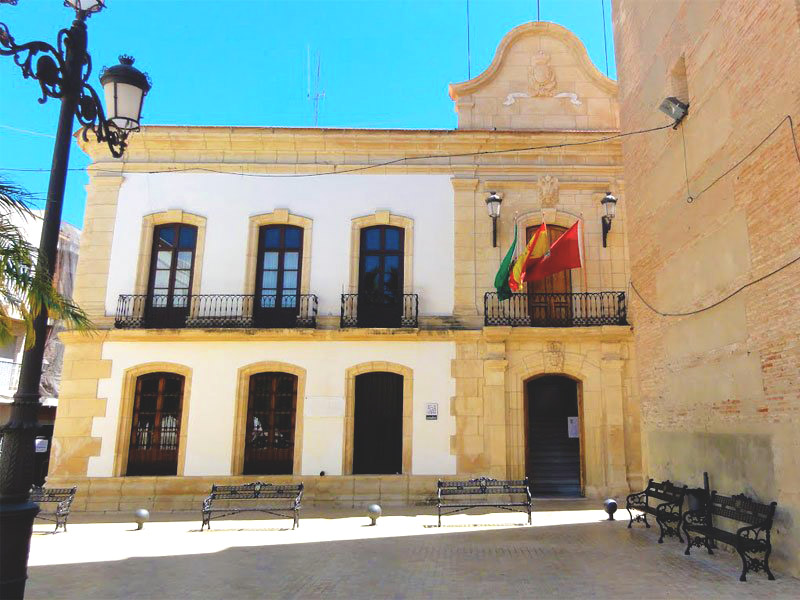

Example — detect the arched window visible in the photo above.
[254,225,303,327]
[243,372,298,474]
[358,225,404,327]
[126,372,185,476]
[146,223,197,328]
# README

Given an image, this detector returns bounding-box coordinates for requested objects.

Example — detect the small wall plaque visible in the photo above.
[425,403,438,421]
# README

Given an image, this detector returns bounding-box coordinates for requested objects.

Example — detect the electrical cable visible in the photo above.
[632,113,800,317]
[684,114,799,203]
[630,255,800,317]
[0,123,674,178]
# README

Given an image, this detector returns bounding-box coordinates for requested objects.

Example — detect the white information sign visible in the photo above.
[425,403,438,421]
[34,438,49,453]
[567,416,580,438]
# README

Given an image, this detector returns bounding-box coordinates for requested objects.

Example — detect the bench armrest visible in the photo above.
[201,495,214,512]
[736,522,770,540]
[626,490,647,506]
[682,508,707,527]
[655,500,681,516]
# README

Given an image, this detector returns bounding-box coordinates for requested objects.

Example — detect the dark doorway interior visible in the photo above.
[353,372,403,475]
[526,375,581,496]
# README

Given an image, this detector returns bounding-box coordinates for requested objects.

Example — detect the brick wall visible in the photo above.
[613,0,800,575]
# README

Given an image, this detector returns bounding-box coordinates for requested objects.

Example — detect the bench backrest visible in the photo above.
[29,486,77,505]
[209,482,303,501]
[709,492,777,526]
[646,479,686,504]
[438,477,530,497]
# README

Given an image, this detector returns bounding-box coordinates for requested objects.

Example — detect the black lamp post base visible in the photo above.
[0,501,39,600]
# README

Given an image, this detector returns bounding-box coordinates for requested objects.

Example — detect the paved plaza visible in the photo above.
[26,500,799,599]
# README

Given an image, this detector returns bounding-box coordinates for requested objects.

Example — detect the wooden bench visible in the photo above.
[30,485,77,533]
[625,479,687,543]
[201,482,303,531]
[437,477,532,527]
[682,491,777,581]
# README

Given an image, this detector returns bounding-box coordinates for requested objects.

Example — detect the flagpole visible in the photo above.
[580,214,588,292]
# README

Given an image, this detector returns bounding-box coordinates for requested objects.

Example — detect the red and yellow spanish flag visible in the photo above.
[524,221,583,282]
[509,223,549,292]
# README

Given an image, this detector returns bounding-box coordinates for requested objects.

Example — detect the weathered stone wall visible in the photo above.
[613,0,800,575]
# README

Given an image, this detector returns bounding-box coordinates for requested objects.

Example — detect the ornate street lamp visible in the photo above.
[0,2,151,597]
[485,192,503,247]
[601,192,617,248]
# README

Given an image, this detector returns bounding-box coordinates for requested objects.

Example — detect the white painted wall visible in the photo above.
[90,340,457,477]
[106,173,455,317]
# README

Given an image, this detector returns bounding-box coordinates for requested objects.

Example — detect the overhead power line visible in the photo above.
[0,123,673,178]
[632,114,800,317]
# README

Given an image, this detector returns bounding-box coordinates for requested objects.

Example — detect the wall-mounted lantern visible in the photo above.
[485,192,503,247]
[601,192,617,248]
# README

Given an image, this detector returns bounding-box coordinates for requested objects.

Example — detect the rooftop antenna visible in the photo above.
[306,46,325,127]
[466,0,472,79]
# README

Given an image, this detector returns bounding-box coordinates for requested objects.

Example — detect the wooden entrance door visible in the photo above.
[526,375,581,496]
[526,225,573,325]
[243,372,297,475]
[253,225,303,328]
[352,372,403,474]
[358,226,404,327]
[127,372,184,476]
[145,223,197,328]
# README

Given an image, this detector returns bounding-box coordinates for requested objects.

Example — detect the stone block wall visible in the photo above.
[613,0,800,575]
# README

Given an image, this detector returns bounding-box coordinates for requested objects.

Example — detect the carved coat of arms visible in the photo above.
[539,175,559,207]
[529,51,557,97]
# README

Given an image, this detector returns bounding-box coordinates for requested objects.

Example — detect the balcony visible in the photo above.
[340,293,419,328]
[115,294,318,329]
[484,291,627,327]
[0,361,21,394]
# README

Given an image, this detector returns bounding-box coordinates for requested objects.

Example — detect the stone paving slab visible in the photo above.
[25,504,799,599]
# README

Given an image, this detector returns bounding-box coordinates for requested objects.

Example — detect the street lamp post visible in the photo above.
[0,2,150,597]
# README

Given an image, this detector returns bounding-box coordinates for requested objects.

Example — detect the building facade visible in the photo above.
[613,0,800,576]
[0,211,80,485]
[47,22,643,510]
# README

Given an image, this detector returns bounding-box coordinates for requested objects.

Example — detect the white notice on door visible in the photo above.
[567,416,579,438]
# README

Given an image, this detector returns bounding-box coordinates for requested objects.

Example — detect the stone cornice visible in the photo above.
[78,126,623,164]
[59,325,632,344]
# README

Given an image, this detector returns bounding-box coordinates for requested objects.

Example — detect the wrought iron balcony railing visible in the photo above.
[340,293,419,328]
[115,294,318,329]
[484,291,627,327]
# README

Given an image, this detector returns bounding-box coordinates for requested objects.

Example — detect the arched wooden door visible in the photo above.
[525,375,582,496]
[358,226,404,327]
[145,223,197,328]
[126,372,184,476]
[243,372,297,474]
[253,225,303,328]
[352,372,403,474]
[526,225,573,325]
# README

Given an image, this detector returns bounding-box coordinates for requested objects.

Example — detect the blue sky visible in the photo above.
[0,0,615,227]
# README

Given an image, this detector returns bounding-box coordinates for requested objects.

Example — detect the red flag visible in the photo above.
[524,221,583,282]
